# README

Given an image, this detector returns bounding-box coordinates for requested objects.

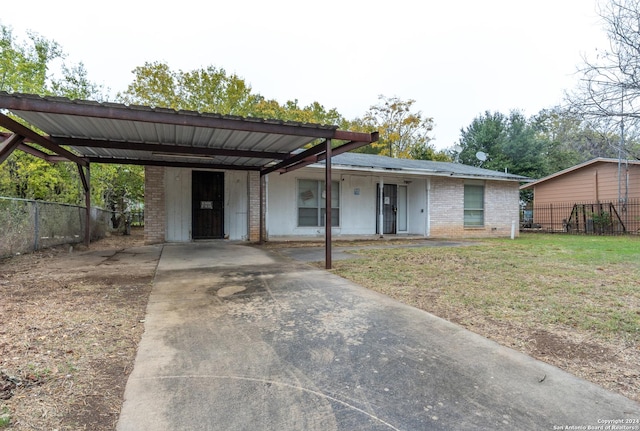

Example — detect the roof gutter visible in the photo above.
[303,163,529,182]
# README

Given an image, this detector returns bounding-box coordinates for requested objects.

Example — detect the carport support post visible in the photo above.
[325,139,332,269]
[77,162,91,247]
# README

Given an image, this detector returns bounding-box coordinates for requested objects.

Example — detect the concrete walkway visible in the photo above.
[117,242,640,431]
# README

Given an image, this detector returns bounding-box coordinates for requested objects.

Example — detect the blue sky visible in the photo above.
[1,0,608,149]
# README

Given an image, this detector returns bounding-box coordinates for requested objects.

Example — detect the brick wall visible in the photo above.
[485,180,520,237]
[430,177,465,237]
[429,177,519,238]
[248,171,261,242]
[144,166,166,244]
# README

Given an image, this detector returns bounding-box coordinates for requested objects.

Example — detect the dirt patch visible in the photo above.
[0,228,159,430]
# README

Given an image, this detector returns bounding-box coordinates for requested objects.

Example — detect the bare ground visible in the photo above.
[0,228,157,430]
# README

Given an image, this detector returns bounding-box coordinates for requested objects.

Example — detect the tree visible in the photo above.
[456,111,549,179]
[0,25,138,214]
[91,164,144,228]
[119,61,263,116]
[119,61,344,125]
[253,98,343,124]
[50,62,105,101]
[532,107,632,170]
[0,25,63,93]
[568,0,640,160]
[354,95,446,160]
[457,111,507,167]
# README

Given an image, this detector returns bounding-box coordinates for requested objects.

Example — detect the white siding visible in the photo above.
[266,169,428,237]
[407,179,427,235]
[161,165,521,242]
[165,167,191,242]
[164,168,249,242]
[225,171,249,240]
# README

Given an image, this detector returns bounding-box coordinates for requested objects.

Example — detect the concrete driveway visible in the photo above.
[117,242,640,431]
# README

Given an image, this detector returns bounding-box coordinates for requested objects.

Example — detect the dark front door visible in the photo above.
[192,171,224,239]
[377,184,397,234]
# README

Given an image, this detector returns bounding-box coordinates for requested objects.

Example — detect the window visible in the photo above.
[464,183,484,227]
[298,179,339,227]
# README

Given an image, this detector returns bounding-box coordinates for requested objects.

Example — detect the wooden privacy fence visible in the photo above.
[520,198,640,235]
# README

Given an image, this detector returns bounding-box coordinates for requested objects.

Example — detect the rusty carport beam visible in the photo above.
[85,157,263,171]
[51,137,292,160]
[1,132,84,162]
[17,143,56,161]
[278,132,380,174]
[76,163,91,247]
[0,113,88,166]
[0,133,25,164]
[260,140,329,176]
[0,93,339,139]
[333,130,379,142]
[262,131,379,175]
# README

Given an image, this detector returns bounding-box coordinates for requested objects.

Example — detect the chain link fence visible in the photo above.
[0,197,116,258]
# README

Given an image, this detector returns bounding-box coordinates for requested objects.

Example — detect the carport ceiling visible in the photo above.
[0,92,377,172]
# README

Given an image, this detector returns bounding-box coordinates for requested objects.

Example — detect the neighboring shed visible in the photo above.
[520,158,640,233]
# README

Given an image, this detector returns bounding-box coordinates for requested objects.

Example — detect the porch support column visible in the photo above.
[379,177,384,237]
[325,139,332,270]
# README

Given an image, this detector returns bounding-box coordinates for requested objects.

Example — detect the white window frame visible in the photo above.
[297,179,340,227]
[464,181,484,227]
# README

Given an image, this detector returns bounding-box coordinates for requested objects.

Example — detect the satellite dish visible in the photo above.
[476,151,487,162]
[452,145,462,153]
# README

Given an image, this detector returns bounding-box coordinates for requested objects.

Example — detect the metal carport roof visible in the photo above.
[0,92,378,268]
[0,92,377,172]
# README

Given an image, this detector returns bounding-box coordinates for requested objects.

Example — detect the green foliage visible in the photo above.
[253,98,343,124]
[534,108,627,166]
[118,61,344,125]
[332,234,640,341]
[91,164,144,226]
[409,144,452,161]
[0,25,63,93]
[352,95,447,160]
[455,110,588,203]
[457,111,507,166]
[0,151,82,203]
[119,62,260,116]
[0,24,124,211]
[50,62,104,100]
[0,405,10,428]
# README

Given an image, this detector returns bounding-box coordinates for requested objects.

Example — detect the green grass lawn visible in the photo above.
[331,234,640,342]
